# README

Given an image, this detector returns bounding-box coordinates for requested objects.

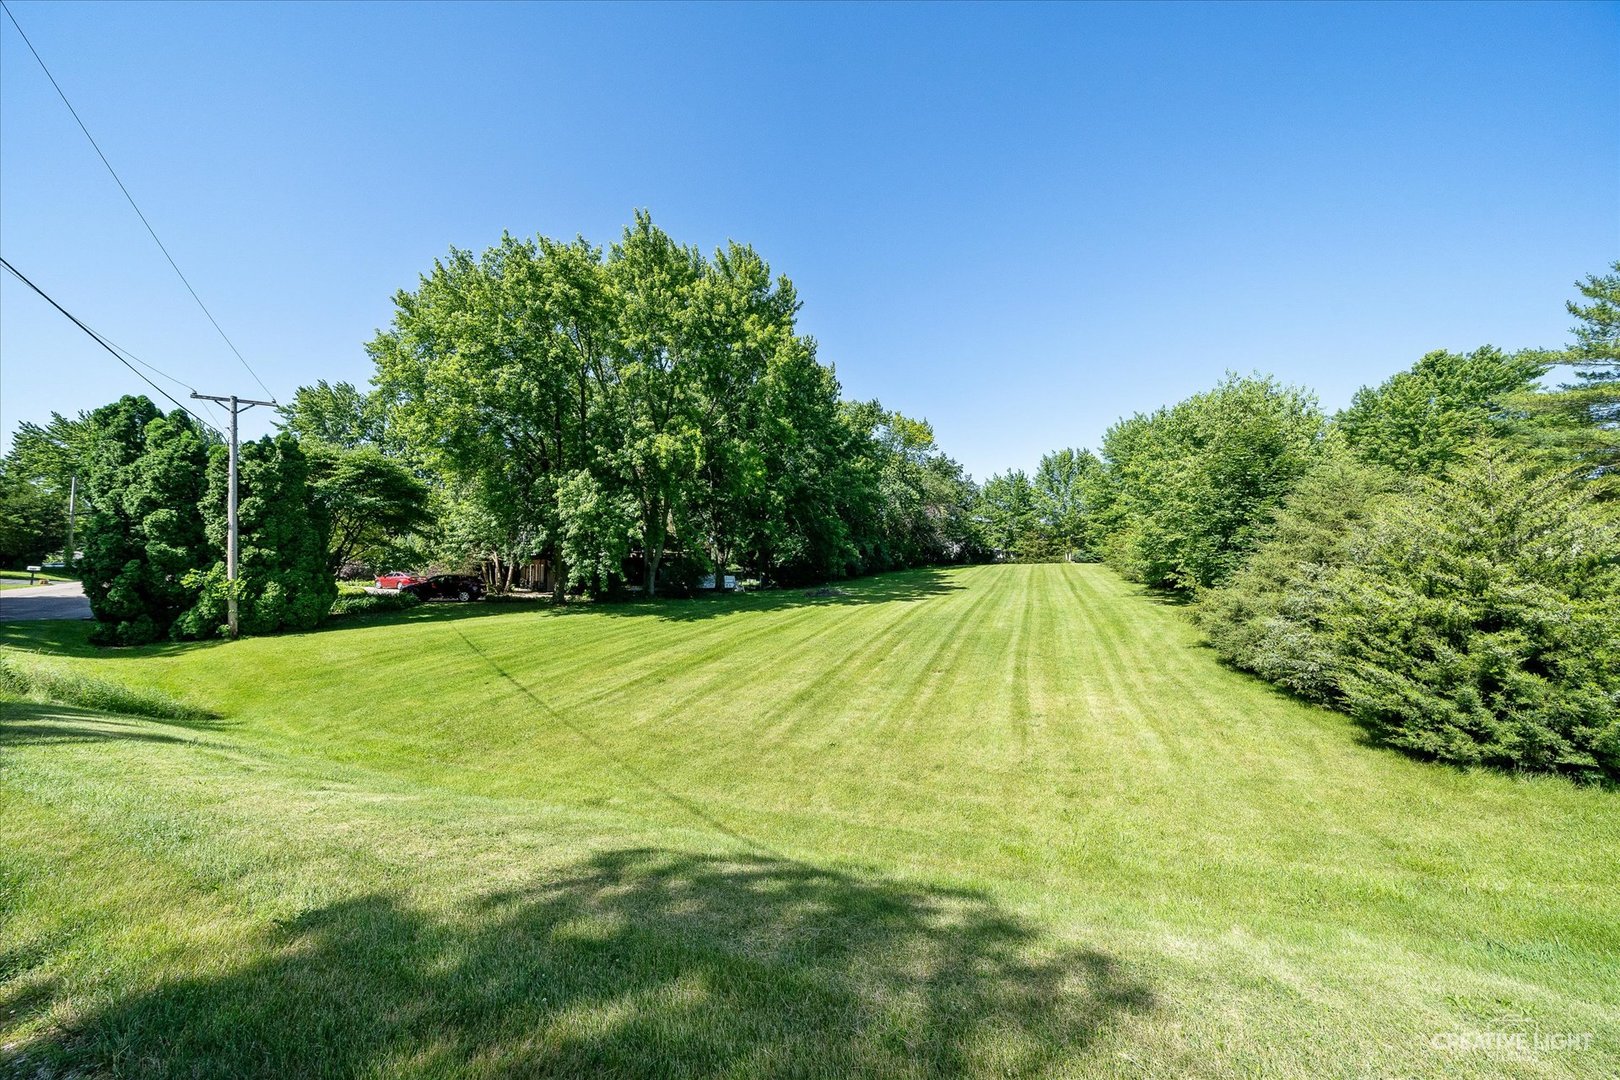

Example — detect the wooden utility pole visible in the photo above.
[191,392,275,639]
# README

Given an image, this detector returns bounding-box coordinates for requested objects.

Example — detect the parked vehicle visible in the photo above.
[375,571,422,590]
[401,574,484,602]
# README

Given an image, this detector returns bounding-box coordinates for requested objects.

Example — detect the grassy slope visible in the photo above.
[1,564,1615,1079]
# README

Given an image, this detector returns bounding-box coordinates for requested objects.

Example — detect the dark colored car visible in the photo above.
[401,574,485,602]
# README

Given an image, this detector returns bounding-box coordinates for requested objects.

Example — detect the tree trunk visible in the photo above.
[642,499,666,598]
[644,546,661,598]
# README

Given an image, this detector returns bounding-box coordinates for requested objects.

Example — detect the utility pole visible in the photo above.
[65,475,77,569]
[191,392,275,639]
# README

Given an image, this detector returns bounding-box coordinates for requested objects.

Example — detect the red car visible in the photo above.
[374,571,423,590]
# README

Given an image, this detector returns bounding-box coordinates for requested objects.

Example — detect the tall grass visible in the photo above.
[0,654,211,723]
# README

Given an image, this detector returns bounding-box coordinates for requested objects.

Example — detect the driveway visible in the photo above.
[0,580,93,621]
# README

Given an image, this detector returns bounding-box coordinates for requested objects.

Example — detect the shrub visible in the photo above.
[328,591,422,618]
[1324,453,1620,781]
[1201,448,1620,781]
[1197,448,1397,701]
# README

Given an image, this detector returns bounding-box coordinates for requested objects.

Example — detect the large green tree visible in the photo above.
[1338,346,1547,475]
[1095,374,1326,591]
[2,410,95,567]
[369,213,885,597]
[598,214,707,595]
[371,232,611,593]
[274,380,387,450]
[838,402,984,573]
[1033,448,1101,560]
[4,410,94,502]
[0,466,66,567]
[732,340,858,584]
[977,470,1040,559]
[303,443,431,574]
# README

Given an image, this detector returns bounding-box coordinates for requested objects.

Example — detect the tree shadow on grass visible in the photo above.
[0,571,967,658]
[0,621,226,662]
[583,566,967,624]
[10,848,1153,1080]
[0,701,230,747]
[271,567,967,633]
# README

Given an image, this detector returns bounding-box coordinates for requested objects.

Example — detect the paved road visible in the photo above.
[0,580,92,621]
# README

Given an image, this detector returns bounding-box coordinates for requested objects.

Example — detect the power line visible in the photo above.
[0,0,277,403]
[93,326,228,427]
[1,255,222,436]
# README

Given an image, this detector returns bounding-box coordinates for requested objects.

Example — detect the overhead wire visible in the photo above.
[1,256,223,436]
[0,0,277,402]
[93,327,229,428]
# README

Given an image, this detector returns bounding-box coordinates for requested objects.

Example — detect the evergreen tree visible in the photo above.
[80,396,164,644]
[178,435,334,637]
[1511,264,1620,494]
[1197,445,1398,701]
[1324,451,1620,780]
[124,413,212,634]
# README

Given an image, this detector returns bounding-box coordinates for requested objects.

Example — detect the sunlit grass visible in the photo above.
[2,564,1616,1078]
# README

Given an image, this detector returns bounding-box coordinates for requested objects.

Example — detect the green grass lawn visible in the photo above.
[2,564,1615,1078]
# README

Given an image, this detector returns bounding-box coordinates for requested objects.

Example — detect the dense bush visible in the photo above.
[176,435,335,639]
[1196,447,1397,701]
[1202,450,1620,781]
[79,398,212,645]
[1326,453,1620,780]
[328,591,423,618]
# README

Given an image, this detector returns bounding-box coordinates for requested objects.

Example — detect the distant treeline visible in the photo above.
[995,264,1619,782]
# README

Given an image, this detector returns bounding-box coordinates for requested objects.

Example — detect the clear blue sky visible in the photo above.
[3,1,1616,479]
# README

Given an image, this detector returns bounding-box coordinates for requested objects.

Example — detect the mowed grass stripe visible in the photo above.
[2,563,1617,1079]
